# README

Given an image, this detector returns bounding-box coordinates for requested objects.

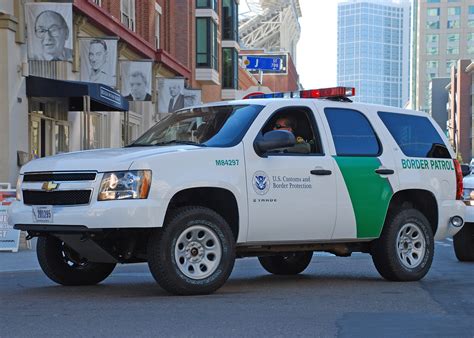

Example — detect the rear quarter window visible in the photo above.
[378,111,450,158]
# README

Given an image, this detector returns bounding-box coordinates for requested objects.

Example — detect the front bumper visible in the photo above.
[8,198,165,231]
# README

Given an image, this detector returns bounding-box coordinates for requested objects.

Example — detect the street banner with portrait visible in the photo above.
[79,37,118,87]
[183,89,202,108]
[120,61,153,101]
[157,78,186,114]
[26,3,73,61]
[0,187,20,252]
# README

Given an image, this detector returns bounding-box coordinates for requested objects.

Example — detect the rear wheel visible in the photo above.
[453,223,474,262]
[37,236,116,286]
[147,206,236,295]
[258,251,313,275]
[371,208,434,281]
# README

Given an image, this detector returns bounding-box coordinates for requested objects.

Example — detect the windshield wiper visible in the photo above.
[152,140,206,147]
[125,143,155,148]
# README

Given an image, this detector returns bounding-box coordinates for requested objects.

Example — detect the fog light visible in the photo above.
[450,216,464,228]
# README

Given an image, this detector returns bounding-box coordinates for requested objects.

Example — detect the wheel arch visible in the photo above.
[384,189,438,236]
[164,187,240,241]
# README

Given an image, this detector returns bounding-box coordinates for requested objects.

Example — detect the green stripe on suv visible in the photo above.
[334,157,393,238]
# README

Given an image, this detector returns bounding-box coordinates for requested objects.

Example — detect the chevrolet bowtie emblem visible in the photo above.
[42,181,59,192]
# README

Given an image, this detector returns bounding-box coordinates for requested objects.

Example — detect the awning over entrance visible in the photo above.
[26,76,129,112]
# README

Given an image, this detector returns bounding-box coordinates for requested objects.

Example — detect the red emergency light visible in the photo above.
[300,87,355,99]
[244,87,355,101]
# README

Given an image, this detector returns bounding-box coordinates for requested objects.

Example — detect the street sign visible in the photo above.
[242,56,283,71]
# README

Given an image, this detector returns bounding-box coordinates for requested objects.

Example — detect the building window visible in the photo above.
[427,47,438,55]
[196,18,218,70]
[447,33,459,43]
[426,61,438,80]
[196,0,218,10]
[92,0,102,6]
[446,60,456,73]
[447,47,459,55]
[426,34,439,43]
[469,6,474,27]
[426,34,439,55]
[447,7,461,16]
[427,8,440,16]
[222,48,237,89]
[426,20,440,29]
[468,33,474,54]
[447,19,460,29]
[121,0,136,31]
[222,0,238,41]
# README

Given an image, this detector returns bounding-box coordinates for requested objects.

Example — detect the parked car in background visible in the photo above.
[457,169,474,261]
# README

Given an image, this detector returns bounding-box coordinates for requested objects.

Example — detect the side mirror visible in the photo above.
[461,164,471,177]
[254,130,296,156]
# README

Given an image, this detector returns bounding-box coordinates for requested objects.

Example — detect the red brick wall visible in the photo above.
[136,1,155,44]
[97,0,154,43]
[174,0,191,69]
[238,67,258,90]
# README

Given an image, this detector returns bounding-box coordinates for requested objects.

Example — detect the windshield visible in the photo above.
[130,104,264,147]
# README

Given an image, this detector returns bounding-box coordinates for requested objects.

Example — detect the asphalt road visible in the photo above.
[1,239,473,337]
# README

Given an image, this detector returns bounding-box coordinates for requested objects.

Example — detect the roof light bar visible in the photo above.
[244,87,355,100]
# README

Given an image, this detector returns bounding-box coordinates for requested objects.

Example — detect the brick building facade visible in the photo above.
[0,0,244,186]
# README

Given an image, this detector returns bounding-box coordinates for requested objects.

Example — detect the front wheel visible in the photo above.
[258,251,313,275]
[147,206,236,295]
[453,223,474,262]
[37,236,116,286]
[371,208,434,281]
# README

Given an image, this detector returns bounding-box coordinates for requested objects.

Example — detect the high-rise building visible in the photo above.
[337,0,411,107]
[412,0,474,112]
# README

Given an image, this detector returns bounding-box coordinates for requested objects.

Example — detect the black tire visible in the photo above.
[453,223,474,262]
[36,236,116,286]
[371,208,434,281]
[258,251,313,275]
[147,206,236,295]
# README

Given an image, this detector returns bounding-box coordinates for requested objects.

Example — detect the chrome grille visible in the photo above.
[23,190,92,206]
[23,172,96,182]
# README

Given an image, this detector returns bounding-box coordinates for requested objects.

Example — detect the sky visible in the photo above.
[239,0,339,90]
[297,0,338,89]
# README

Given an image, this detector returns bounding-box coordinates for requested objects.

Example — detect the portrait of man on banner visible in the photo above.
[26,3,73,61]
[120,61,153,101]
[80,38,118,87]
[157,78,186,114]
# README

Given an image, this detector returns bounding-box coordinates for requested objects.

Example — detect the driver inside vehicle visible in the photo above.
[272,115,311,154]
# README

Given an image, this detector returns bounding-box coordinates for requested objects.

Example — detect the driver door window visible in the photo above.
[260,107,323,155]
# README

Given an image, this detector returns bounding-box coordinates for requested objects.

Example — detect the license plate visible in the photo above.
[32,206,53,223]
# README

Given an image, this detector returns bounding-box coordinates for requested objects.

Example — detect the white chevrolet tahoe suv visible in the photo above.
[9,87,465,295]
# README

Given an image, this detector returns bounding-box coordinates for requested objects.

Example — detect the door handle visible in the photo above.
[375,168,395,175]
[310,169,332,176]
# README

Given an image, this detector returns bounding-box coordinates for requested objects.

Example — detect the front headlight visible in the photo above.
[16,175,22,201]
[98,170,151,201]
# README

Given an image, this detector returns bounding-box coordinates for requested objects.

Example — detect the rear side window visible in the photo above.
[378,111,450,158]
[324,108,380,156]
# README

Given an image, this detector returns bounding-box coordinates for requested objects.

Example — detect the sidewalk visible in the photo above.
[0,238,40,272]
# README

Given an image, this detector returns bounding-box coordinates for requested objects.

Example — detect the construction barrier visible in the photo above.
[0,183,20,252]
